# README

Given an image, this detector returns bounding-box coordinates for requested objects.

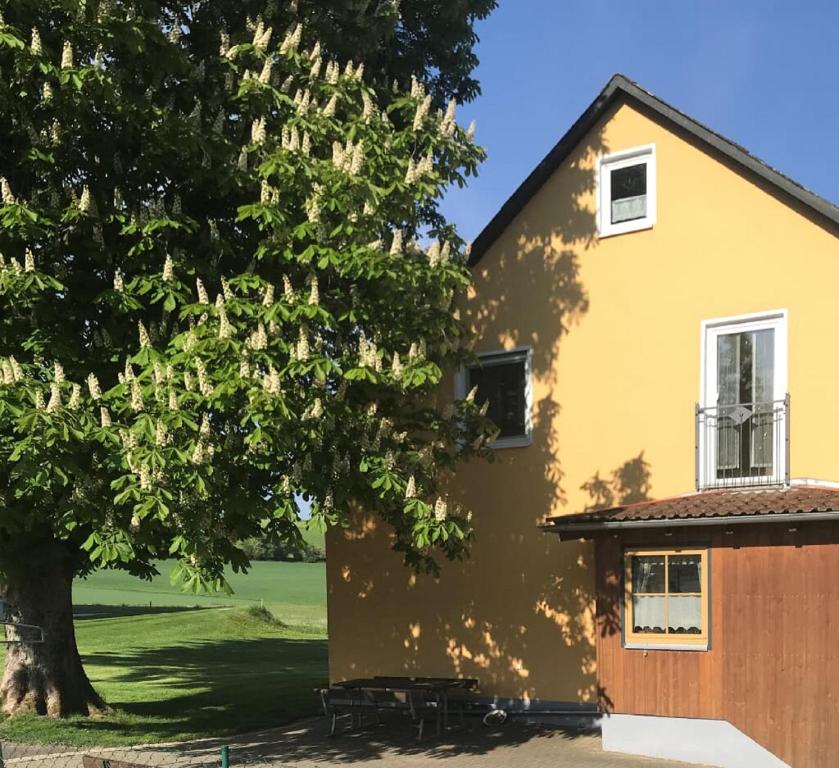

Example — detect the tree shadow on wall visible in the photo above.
[330,123,625,726]
[581,452,652,512]
[423,126,609,706]
[463,124,606,506]
[580,451,653,713]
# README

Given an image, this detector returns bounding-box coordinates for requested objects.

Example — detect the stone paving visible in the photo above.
[212,719,706,767]
[4,718,705,768]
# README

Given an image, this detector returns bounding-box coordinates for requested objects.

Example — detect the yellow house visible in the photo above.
[326,75,839,768]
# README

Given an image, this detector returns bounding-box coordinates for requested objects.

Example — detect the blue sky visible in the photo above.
[441,1,839,241]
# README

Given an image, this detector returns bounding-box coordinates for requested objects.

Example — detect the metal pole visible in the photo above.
[785,393,791,486]
[220,745,229,768]
[694,403,700,491]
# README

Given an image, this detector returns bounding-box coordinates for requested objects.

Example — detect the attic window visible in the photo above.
[598,144,656,237]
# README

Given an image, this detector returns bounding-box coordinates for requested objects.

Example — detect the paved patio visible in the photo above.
[219,719,704,767]
[4,718,704,768]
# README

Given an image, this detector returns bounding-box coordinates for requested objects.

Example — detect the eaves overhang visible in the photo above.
[541,509,839,541]
[539,485,839,541]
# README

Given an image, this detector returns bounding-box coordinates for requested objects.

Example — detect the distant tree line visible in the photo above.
[237,535,324,562]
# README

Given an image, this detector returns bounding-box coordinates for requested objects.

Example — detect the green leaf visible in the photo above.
[0,31,25,50]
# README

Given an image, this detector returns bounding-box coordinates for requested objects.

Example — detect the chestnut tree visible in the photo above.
[0,0,494,717]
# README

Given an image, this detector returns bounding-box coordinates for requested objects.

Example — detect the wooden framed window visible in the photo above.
[624,548,708,649]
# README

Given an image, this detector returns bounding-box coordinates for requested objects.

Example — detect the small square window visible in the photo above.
[624,548,709,650]
[598,145,656,237]
[459,349,532,449]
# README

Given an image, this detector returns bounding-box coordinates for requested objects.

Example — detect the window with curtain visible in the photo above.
[598,145,656,237]
[716,328,775,478]
[624,548,708,648]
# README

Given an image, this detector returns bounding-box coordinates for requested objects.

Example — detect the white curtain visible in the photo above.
[716,333,740,471]
[632,595,665,631]
[611,194,646,224]
[632,595,701,633]
[751,329,775,468]
[667,595,701,631]
[716,329,776,474]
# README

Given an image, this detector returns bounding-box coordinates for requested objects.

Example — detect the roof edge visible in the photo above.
[468,76,623,265]
[542,509,839,540]
[469,73,839,266]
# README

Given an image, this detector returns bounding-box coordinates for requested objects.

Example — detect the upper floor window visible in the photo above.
[597,144,656,237]
[697,311,788,489]
[457,348,532,449]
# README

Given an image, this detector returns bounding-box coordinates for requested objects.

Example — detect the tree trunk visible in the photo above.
[0,541,106,717]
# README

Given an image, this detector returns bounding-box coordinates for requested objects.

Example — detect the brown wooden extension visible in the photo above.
[594,522,839,768]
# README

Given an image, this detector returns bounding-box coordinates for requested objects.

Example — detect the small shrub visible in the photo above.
[245,604,286,627]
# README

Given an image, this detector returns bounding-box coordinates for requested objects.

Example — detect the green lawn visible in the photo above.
[0,561,328,747]
[74,559,327,629]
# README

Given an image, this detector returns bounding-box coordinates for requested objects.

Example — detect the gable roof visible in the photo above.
[469,74,839,266]
[541,485,839,540]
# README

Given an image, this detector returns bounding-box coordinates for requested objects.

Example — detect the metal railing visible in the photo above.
[695,395,789,491]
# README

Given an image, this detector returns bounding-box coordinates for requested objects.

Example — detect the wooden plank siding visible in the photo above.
[594,522,839,768]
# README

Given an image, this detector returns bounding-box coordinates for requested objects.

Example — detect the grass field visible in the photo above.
[74,559,327,629]
[0,560,328,747]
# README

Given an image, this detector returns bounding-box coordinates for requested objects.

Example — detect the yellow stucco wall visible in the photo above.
[326,98,839,703]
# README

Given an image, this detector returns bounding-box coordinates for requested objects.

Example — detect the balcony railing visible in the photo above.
[695,395,789,491]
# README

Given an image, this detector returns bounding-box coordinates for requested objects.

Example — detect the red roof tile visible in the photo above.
[544,485,839,533]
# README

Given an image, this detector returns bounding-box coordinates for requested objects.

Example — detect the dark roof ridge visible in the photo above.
[469,73,839,266]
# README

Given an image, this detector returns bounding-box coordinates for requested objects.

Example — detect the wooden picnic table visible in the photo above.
[320,676,479,738]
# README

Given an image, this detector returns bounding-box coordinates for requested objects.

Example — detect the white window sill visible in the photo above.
[490,434,533,450]
[624,642,708,652]
[598,220,654,239]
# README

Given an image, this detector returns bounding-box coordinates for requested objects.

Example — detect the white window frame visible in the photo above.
[597,143,657,238]
[455,346,533,449]
[698,309,788,489]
